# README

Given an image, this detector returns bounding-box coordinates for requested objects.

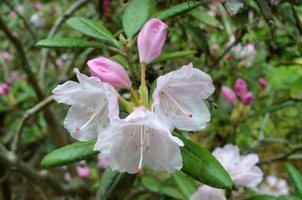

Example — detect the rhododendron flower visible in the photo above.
[137,18,168,64]
[87,57,131,89]
[1,52,10,62]
[221,86,237,105]
[152,63,215,131]
[234,78,247,97]
[76,166,90,178]
[259,77,268,89]
[97,153,110,169]
[212,144,263,188]
[256,175,289,197]
[35,2,43,10]
[232,43,256,67]
[241,91,254,106]
[94,106,184,174]
[52,68,119,141]
[0,83,10,95]
[190,186,226,200]
[30,14,46,27]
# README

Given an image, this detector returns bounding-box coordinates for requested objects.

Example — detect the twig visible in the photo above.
[12,96,54,154]
[3,0,39,42]
[39,0,93,89]
[259,146,302,164]
[0,151,91,197]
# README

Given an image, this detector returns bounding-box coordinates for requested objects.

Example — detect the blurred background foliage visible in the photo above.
[1,0,302,199]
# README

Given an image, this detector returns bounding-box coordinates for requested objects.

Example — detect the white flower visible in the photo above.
[190,186,226,200]
[52,68,119,141]
[94,106,184,174]
[152,63,215,131]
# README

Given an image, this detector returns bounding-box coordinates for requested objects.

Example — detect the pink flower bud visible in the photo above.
[211,44,220,50]
[87,57,131,89]
[2,52,10,62]
[234,78,247,97]
[35,2,43,10]
[8,10,16,18]
[55,59,64,67]
[76,166,90,178]
[137,18,168,64]
[225,53,232,60]
[241,91,254,105]
[0,84,10,95]
[245,43,255,51]
[222,86,237,105]
[259,77,268,89]
[103,0,110,13]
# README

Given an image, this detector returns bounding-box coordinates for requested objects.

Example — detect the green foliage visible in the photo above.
[172,171,198,199]
[35,38,110,49]
[245,195,277,200]
[148,50,197,66]
[122,0,155,39]
[290,76,302,100]
[285,163,302,198]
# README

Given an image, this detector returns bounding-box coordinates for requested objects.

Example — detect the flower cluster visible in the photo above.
[222,78,254,106]
[53,18,215,174]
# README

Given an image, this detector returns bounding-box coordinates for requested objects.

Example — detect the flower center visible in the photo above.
[130,125,153,173]
[75,96,109,131]
[159,87,193,118]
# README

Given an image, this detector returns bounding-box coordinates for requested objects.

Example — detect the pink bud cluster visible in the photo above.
[221,78,254,106]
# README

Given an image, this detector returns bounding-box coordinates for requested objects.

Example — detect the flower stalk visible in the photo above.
[139,61,149,108]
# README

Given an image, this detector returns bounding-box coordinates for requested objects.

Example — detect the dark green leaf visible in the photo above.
[35,38,110,49]
[250,100,297,117]
[157,1,202,21]
[183,21,210,55]
[41,139,99,167]
[189,8,224,29]
[256,0,275,37]
[158,186,186,200]
[245,195,277,200]
[148,50,197,66]
[141,177,160,193]
[67,17,116,43]
[285,163,302,198]
[96,167,137,200]
[122,0,155,39]
[278,195,302,200]
[173,133,233,189]
[290,76,302,100]
[172,171,197,199]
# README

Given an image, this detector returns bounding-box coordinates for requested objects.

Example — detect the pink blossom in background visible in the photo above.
[215,0,220,2]
[87,57,131,89]
[6,78,13,85]
[35,2,43,10]
[76,166,90,178]
[0,84,10,95]
[71,138,78,143]
[55,59,64,67]
[25,0,31,4]
[2,52,10,62]
[225,53,232,60]
[97,153,110,169]
[137,18,168,64]
[234,78,247,97]
[30,14,46,27]
[190,186,226,200]
[230,41,256,67]
[241,91,254,106]
[256,175,289,197]
[212,144,263,188]
[11,71,24,81]
[211,44,220,50]
[94,106,184,174]
[152,63,215,131]
[103,0,110,13]
[259,77,268,89]
[221,86,237,105]
[8,10,16,18]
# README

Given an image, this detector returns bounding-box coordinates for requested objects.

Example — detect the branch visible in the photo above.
[0,151,90,197]
[12,96,54,153]
[39,0,93,87]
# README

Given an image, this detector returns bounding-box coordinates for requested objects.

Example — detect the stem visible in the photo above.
[118,96,135,113]
[129,86,140,106]
[139,62,149,107]
[141,62,146,87]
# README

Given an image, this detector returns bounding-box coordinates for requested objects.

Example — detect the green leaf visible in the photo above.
[172,171,197,199]
[245,195,277,200]
[278,196,302,200]
[141,177,160,193]
[35,38,110,49]
[189,8,224,29]
[285,163,302,198]
[250,100,297,117]
[158,186,186,200]
[41,139,99,167]
[157,1,202,21]
[66,17,116,43]
[110,54,128,69]
[122,0,155,39]
[183,21,210,55]
[173,133,233,189]
[148,50,197,66]
[290,76,302,100]
[96,167,137,200]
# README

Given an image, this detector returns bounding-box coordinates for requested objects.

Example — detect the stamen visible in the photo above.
[161,92,193,118]
[131,133,133,137]
[76,127,80,131]
[145,146,149,151]
[87,112,91,115]
[137,126,144,173]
